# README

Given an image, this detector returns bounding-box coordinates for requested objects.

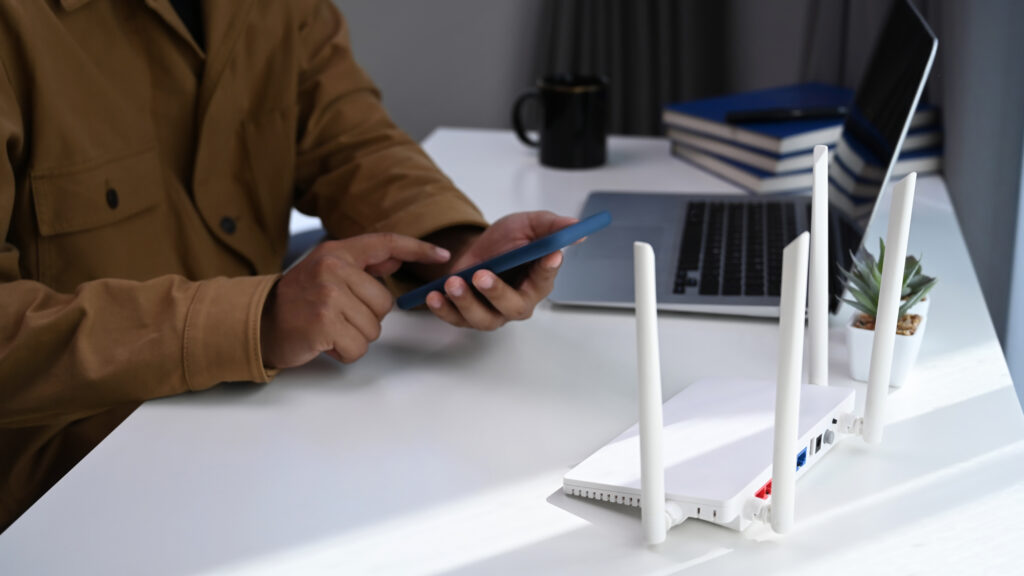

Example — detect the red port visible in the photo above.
[754,479,773,500]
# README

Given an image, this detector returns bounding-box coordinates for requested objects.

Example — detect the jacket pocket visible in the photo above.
[31,147,162,237]
[30,147,164,289]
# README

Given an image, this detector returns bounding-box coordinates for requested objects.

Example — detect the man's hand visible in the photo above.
[424,211,578,330]
[261,233,451,369]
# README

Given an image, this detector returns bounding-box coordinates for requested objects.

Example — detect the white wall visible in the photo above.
[931,0,1024,386]
[336,0,546,142]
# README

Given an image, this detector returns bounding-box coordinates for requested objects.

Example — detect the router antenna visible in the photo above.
[808,145,829,386]
[770,232,810,534]
[634,242,667,545]
[863,173,917,444]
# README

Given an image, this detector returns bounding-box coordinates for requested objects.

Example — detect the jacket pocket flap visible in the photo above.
[31,147,162,236]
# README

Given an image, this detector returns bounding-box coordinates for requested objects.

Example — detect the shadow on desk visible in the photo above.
[441,388,1024,576]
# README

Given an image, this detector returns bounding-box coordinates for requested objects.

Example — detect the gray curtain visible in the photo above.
[539,1,942,135]
[538,0,728,135]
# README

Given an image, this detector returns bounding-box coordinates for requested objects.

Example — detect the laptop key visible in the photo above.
[763,201,787,296]
[673,266,688,294]
[744,202,765,296]
[723,204,745,295]
[698,203,725,294]
[785,203,797,242]
[678,202,706,271]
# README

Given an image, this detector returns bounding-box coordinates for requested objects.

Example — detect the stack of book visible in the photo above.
[662,83,942,195]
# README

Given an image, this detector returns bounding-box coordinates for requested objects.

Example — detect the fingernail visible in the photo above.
[545,251,564,269]
[448,281,464,297]
[427,293,442,309]
[435,247,451,260]
[476,273,494,290]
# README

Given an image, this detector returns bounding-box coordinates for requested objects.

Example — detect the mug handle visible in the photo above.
[512,91,541,147]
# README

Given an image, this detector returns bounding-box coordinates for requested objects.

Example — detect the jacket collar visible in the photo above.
[59,0,254,51]
[197,0,257,110]
[60,0,92,10]
[59,0,258,150]
[58,0,256,65]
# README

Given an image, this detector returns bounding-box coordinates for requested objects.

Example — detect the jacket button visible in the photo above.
[106,188,119,209]
[220,217,237,235]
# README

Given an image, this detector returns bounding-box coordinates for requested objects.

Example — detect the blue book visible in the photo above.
[663,84,851,155]
[832,145,943,195]
[667,125,941,175]
[671,141,942,198]
[662,83,938,156]
[670,143,814,195]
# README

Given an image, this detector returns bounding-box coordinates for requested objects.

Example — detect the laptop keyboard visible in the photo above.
[674,200,799,297]
[673,198,861,310]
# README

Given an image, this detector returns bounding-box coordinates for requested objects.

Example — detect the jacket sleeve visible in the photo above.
[292,1,489,241]
[0,60,278,429]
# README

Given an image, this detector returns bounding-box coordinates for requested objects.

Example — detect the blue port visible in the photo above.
[796,448,808,471]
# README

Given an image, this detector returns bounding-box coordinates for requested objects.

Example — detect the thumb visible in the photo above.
[524,211,579,238]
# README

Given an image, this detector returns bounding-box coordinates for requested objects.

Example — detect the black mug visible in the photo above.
[512,74,608,169]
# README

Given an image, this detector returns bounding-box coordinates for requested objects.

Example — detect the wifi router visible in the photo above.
[561,377,853,531]
[563,146,919,544]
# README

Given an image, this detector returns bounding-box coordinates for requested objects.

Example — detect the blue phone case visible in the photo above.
[396,211,612,310]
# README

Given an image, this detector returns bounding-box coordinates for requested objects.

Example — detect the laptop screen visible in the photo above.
[827,0,938,310]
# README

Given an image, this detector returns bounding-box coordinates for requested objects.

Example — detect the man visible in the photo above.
[0,1,572,531]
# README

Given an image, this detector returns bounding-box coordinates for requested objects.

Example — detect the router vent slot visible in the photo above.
[565,486,640,507]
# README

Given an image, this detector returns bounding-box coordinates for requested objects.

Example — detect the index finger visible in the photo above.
[334,233,452,269]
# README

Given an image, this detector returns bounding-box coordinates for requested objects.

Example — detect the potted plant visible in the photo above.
[842,239,937,387]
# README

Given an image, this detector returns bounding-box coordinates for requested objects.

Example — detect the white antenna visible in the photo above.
[808,145,829,386]
[768,232,810,534]
[634,242,668,545]
[862,173,917,444]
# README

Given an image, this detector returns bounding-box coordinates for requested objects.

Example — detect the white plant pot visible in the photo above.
[906,296,930,317]
[846,311,927,388]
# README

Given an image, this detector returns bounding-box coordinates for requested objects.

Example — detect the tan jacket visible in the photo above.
[0,0,486,530]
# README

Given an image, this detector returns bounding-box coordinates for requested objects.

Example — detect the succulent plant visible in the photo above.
[840,238,937,320]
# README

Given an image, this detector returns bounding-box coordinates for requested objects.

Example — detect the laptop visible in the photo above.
[549,0,938,317]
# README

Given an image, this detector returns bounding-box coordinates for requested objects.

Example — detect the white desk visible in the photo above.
[2,128,1022,575]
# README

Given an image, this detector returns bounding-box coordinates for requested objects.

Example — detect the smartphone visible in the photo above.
[396,211,612,310]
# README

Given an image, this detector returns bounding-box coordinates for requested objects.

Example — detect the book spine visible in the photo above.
[671,144,814,195]
[663,110,782,154]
